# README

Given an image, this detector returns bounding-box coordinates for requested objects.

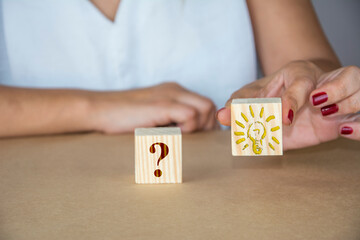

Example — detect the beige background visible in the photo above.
[0,130,360,240]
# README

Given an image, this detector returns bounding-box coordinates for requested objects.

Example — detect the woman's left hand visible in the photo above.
[217,61,360,150]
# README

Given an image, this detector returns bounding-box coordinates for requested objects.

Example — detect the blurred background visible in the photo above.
[256,0,360,78]
[312,0,360,66]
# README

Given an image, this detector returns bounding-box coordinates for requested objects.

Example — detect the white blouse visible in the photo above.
[1,0,256,108]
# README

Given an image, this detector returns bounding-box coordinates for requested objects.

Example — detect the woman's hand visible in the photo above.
[90,82,217,133]
[217,61,360,150]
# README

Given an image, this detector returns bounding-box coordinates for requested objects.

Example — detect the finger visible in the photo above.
[219,85,264,127]
[281,76,316,125]
[339,118,360,141]
[224,87,262,108]
[216,107,231,126]
[204,106,217,130]
[176,92,216,131]
[257,74,284,98]
[202,101,217,130]
[158,82,216,131]
[320,91,360,117]
[311,66,360,107]
[166,103,199,133]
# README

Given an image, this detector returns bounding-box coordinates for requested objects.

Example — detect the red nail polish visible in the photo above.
[312,92,328,106]
[288,109,294,123]
[321,104,339,116]
[341,126,353,135]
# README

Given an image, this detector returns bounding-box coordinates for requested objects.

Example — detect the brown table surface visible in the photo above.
[0,130,360,240]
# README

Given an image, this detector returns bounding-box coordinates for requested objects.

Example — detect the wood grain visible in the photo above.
[231,98,283,156]
[135,127,182,184]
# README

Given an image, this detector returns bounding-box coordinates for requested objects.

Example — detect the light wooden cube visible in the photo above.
[135,127,182,184]
[231,98,283,156]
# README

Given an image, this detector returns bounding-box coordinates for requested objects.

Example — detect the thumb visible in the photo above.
[216,107,231,126]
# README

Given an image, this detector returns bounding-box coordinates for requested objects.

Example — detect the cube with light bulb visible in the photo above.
[231,98,283,156]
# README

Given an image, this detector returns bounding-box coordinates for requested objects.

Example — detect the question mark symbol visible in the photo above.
[149,142,169,177]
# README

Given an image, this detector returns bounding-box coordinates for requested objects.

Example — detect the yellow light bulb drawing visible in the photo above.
[247,121,266,154]
[234,105,280,155]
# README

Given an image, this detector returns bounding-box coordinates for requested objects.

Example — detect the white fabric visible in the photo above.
[0,1,10,82]
[1,0,256,108]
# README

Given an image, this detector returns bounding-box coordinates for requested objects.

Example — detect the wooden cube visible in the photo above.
[231,98,283,156]
[135,127,182,184]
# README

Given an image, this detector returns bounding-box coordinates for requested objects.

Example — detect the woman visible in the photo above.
[0,0,359,151]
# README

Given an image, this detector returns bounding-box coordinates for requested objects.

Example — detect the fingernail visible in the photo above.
[321,104,339,116]
[288,109,294,123]
[312,92,328,106]
[341,126,353,135]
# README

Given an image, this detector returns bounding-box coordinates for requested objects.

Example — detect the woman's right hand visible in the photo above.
[89,82,217,133]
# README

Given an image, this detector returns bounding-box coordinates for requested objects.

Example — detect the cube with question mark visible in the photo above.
[135,127,182,184]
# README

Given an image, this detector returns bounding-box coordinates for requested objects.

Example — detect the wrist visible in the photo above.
[82,91,106,132]
[67,90,99,132]
[83,90,131,133]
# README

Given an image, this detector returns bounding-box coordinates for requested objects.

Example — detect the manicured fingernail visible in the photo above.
[321,104,339,116]
[341,126,353,135]
[288,109,294,123]
[312,92,328,106]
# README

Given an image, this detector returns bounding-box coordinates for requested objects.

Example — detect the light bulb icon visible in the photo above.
[247,121,266,155]
[233,105,281,155]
